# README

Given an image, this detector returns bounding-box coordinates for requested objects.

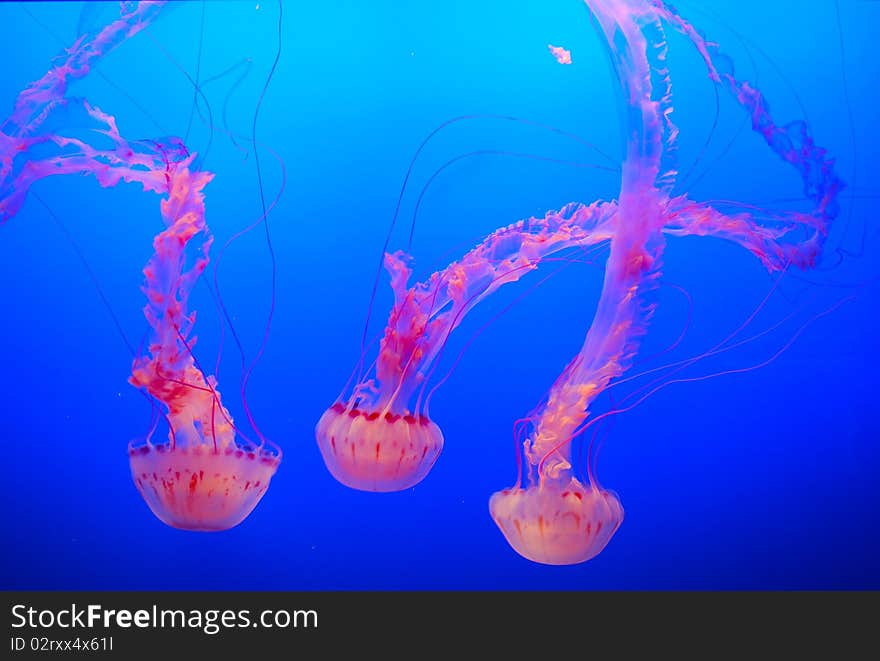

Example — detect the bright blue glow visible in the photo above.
[0,0,877,589]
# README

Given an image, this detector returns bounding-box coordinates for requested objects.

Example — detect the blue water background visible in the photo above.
[0,0,877,589]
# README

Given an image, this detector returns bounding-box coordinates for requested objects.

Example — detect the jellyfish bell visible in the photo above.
[489,477,623,565]
[317,201,617,494]
[315,402,443,492]
[129,441,281,532]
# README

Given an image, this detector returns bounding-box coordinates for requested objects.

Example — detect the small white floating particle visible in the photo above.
[548,44,572,65]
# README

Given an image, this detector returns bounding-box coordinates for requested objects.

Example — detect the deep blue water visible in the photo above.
[0,1,877,590]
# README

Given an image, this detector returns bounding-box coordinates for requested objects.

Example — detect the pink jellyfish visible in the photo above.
[319,0,842,566]
[1,1,281,531]
[490,0,841,565]
[125,155,281,532]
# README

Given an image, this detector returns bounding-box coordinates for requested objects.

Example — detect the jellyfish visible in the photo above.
[487,0,681,566]
[315,200,619,492]
[490,0,842,565]
[322,0,843,565]
[0,1,281,531]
